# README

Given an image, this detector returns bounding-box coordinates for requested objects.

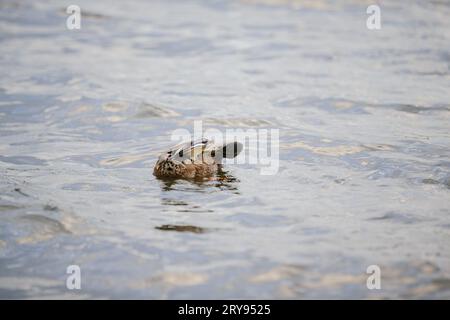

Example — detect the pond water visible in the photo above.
[0,0,449,299]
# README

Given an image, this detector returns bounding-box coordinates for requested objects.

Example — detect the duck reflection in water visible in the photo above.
[158,168,240,193]
[154,171,239,233]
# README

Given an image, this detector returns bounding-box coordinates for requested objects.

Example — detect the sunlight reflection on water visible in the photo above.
[0,0,449,299]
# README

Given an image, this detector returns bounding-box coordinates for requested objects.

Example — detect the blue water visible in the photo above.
[0,0,449,299]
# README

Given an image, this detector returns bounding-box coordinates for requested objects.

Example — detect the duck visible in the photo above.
[153,139,243,179]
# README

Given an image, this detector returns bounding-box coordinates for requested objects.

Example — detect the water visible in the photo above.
[0,0,449,299]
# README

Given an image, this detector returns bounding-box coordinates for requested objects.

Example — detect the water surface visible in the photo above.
[0,0,449,299]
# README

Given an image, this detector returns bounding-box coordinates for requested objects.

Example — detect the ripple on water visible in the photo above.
[155,224,208,234]
[0,156,47,166]
[1,0,449,299]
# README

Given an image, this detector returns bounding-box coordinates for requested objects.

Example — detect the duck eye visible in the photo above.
[178,150,183,157]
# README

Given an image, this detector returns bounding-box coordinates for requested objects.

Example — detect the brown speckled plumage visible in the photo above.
[153,139,242,179]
